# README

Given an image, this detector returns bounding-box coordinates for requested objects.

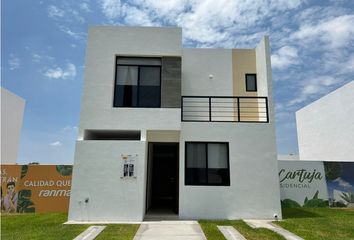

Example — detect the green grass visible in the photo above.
[200,208,354,240]
[1,213,139,240]
[199,220,285,240]
[275,207,354,240]
[95,225,139,240]
[2,208,354,239]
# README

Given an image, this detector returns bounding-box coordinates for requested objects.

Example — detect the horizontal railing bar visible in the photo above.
[181,95,269,123]
[182,96,268,99]
[183,101,266,103]
[182,119,268,121]
[184,110,241,113]
[184,106,267,108]
[183,101,266,104]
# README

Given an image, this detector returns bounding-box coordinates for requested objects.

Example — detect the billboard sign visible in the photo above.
[278,160,328,208]
[1,165,72,213]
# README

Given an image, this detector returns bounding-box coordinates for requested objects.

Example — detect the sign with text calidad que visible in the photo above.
[1,165,72,213]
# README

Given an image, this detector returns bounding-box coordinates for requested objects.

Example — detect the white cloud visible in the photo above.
[70,9,85,23]
[271,46,300,70]
[62,126,78,132]
[32,53,54,63]
[122,4,155,26]
[340,54,354,75]
[43,63,77,80]
[99,0,121,20]
[289,76,343,105]
[177,0,304,45]
[292,15,354,49]
[334,177,353,189]
[97,0,305,45]
[8,54,20,70]
[48,4,86,24]
[59,26,86,40]
[269,0,303,10]
[48,5,65,18]
[131,0,187,22]
[49,141,62,147]
[80,3,92,12]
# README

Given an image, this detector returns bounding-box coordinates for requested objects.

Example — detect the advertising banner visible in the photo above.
[1,165,21,213]
[1,165,72,213]
[278,160,328,208]
[324,161,354,208]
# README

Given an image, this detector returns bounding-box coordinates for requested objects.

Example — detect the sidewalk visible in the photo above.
[133,221,207,240]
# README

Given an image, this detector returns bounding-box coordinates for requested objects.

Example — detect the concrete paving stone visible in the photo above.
[73,226,106,240]
[133,221,207,240]
[218,226,247,240]
[244,220,303,240]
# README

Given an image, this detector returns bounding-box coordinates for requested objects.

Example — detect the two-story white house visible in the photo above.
[68,26,281,222]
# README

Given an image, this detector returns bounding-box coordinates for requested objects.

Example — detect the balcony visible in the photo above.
[181,96,269,123]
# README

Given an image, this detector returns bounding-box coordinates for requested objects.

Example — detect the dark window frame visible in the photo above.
[185,141,230,186]
[245,73,257,92]
[113,56,162,108]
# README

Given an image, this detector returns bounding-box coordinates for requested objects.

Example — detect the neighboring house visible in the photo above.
[1,88,25,164]
[68,26,281,222]
[296,81,354,161]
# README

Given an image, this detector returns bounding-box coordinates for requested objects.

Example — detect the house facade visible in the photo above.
[68,26,281,222]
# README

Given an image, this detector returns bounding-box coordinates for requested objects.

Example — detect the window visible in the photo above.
[185,142,230,186]
[114,57,161,107]
[245,74,257,92]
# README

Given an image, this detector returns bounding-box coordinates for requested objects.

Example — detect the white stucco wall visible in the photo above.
[182,48,233,96]
[256,36,273,122]
[278,154,299,161]
[296,81,354,161]
[78,26,182,139]
[179,123,282,219]
[1,88,25,164]
[68,141,146,221]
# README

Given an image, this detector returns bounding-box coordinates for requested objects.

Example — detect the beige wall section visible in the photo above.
[232,49,257,97]
[232,49,260,121]
[146,130,180,142]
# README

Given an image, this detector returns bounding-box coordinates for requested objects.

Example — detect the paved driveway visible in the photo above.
[133,221,207,240]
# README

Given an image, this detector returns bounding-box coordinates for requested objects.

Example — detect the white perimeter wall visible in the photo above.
[296,81,354,161]
[68,141,146,221]
[1,88,25,164]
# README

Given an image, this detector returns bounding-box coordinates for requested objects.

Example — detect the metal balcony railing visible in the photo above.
[181,96,269,123]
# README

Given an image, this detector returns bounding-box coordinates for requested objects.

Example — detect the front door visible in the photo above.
[146,143,179,214]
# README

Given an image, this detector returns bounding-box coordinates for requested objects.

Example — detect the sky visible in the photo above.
[2,0,354,164]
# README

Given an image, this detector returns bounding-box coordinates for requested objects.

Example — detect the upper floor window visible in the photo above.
[245,74,257,92]
[114,57,161,107]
